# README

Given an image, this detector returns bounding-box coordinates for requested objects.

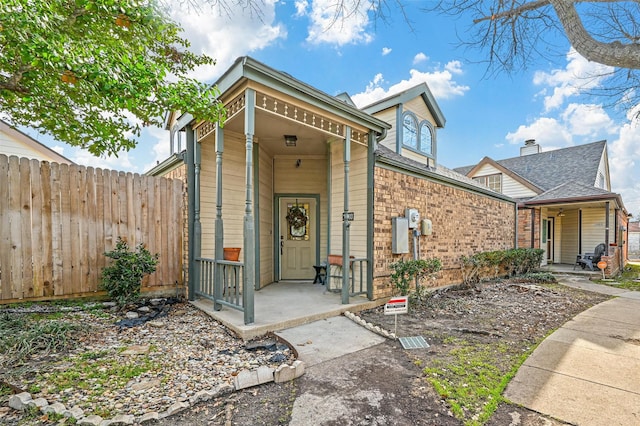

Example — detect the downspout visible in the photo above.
[514,204,519,248]
[186,126,197,301]
[326,143,331,262]
[605,201,610,256]
[366,131,377,301]
[342,126,351,305]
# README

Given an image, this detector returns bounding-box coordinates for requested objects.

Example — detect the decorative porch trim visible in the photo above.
[195,93,246,141]
[255,92,369,145]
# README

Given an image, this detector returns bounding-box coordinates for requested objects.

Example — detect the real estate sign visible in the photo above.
[384,296,408,315]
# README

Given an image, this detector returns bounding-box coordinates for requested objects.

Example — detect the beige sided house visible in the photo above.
[0,119,73,164]
[149,56,516,324]
[456,140,629,275]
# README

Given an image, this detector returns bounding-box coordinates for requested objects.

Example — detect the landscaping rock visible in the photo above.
[166,401,189,416]
[77,414,103,425]
[63,405,84,419]
[108,413,135,425]
[8,392,32,411]
[42,402,66,415]
[26,397,48,409]
[138,412,160,423]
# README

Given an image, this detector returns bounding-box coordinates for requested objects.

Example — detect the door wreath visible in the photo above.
[286,201,309,240]
[286,205,308,229]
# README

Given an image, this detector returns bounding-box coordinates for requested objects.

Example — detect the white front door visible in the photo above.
[279,198,316,280]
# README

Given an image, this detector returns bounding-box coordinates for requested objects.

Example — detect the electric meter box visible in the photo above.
[405,208,420,229]
[392,217,409,254]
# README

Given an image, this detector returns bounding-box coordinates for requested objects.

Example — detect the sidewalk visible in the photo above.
[505,274,640,425]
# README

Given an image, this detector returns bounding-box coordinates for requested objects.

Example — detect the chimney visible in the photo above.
[520,139,541,156]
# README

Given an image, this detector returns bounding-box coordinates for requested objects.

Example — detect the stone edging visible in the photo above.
[7,359,306,425]
[343,310,397,339]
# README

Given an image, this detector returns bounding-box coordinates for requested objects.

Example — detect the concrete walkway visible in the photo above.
[505,274,640,425]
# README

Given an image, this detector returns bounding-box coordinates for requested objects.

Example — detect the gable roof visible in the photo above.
[464,156,543,194]
[0,120,73,164]
[360,83,446,128]
[375,145,513,202]
[524,180,617,204]
[464,141,607,192]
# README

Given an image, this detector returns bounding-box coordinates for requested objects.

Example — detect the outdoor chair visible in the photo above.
[574,243,606,271]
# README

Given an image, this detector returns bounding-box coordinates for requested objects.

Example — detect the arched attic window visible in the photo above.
[419,121,434,156]
[402,111,436,158]
[402,112,418,149]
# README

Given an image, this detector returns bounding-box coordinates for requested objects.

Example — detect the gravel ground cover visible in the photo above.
[0,300,293,425]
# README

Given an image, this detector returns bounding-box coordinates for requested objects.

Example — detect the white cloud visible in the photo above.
[382,47,392,56]
[72,149,135,172]
[302,0,374,46]
[294,0,308,17]
[142,127,173,173]
[168,0,286,82]
[609,111,640,215]
[560,103,616,137]
[505,117,573,149]
[413,52,427,64]
[533,49,614,112]
[351,62,469,107]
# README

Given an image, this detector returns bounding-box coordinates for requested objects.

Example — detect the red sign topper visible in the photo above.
[384,296,408,315]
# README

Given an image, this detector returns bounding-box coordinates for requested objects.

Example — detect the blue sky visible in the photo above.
[28,0,640,216]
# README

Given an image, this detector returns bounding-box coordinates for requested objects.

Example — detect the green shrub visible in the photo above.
[460,248,544,285]
[390,258,442,296]
[101,237,158,307]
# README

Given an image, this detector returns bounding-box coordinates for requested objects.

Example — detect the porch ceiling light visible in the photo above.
[557,208,566,217]
[284,134,297,147]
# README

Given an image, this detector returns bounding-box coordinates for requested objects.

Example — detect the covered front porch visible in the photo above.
[191,280,384,340]
[172,57,390,325]
[523,196,628,275]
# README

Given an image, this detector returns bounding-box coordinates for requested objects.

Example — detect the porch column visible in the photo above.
[243,89,256,324]
[605,201,610,255]
[213,122,224,310]
[186,125,198,301]
[366,131,376,300]
[342,126,351,304]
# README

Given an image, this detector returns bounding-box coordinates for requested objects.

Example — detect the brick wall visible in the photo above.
[517,207,540,249]
[373,167,516,298]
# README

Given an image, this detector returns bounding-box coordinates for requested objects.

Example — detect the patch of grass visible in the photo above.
[0,313,85,367]
[596,263,640,291]
[422,340,537,426]
[41,352,159,394]
[0,382,11,398]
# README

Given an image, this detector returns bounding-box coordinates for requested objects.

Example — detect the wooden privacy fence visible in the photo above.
[0,154,184,303]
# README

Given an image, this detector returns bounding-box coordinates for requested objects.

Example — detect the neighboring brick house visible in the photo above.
[455,140,629,275]
[150,56,516,324]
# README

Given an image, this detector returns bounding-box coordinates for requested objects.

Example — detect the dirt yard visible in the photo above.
[2,276,609,425]
[158,276,609,426]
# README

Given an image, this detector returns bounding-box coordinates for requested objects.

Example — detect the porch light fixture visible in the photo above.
[557,208,566,217]
[284,134,297,147]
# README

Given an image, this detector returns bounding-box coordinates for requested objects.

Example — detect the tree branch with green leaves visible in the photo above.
[0,0,226,157]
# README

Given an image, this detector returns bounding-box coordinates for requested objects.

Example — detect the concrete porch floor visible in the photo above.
[539,262,601,278]
[191,281,385,340]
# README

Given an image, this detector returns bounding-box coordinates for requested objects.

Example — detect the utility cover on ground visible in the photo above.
[399,336,430,350]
